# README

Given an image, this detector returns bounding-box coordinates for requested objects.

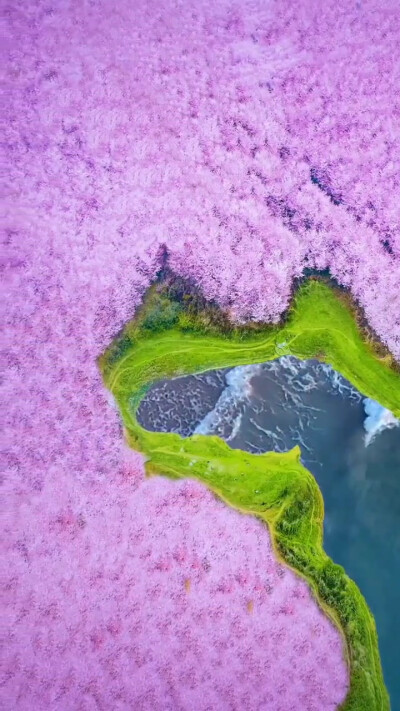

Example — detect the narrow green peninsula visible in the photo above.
[100,276,399,711]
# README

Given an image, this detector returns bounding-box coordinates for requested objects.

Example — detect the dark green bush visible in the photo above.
[142,297,181,332]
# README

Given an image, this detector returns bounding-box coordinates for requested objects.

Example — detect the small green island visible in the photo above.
[100,273,400,711]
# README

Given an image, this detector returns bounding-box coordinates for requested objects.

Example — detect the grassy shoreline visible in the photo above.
[100,276,399,710]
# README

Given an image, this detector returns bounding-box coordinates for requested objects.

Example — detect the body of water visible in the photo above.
[137,357,400,706]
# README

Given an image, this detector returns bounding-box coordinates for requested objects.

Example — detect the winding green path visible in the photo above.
[100,277,399,710]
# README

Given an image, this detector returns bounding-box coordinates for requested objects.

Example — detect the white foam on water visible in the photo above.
[262,356,361,401]
[227,413,242,442]
[194,356,365,450]
[194,364,261,437]
[248,416,286,451]
[319,363,362,401]
[363,398,399,446]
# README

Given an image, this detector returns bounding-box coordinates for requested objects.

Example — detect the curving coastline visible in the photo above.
[100,275,400,710]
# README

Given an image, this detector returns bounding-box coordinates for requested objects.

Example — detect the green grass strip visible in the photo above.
[100,277,399,710]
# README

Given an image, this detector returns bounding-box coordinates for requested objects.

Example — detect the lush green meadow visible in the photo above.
[100,276,399,710]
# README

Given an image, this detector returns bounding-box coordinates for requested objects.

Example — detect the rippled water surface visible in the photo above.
[137,357,400,705]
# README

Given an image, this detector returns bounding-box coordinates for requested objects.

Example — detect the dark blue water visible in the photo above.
[137,357,400,706]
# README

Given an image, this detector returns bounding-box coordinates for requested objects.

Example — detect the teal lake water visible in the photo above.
[137,357,400,706]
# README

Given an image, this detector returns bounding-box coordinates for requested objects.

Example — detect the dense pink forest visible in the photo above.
[2,0,399,708]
